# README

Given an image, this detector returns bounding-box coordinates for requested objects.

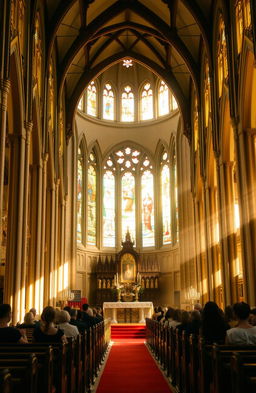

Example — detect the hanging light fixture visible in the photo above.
[123,59,133,68]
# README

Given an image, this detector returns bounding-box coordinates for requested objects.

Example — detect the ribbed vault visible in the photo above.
[44,0,213,138]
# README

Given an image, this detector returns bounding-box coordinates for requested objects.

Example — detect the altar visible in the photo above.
[103,301,154,323]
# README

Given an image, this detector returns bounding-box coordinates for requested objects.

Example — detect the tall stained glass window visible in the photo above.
[77,147,83,243]
[158,81,169,116]
[121,85,134,122]
[87,152,97,245]
[141,82,153,120]
[103,83,114,120]
[87,81,97,117]
[161,152,171,244]
[122,172,136,242]
[141,170,154,247]
[174,153,179,242]
[103,169,115,247]
[217,17,228,98]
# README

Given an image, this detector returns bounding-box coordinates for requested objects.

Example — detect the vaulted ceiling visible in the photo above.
[45,0,214,135]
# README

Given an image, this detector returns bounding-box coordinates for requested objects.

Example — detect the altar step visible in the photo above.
[111,324,146,339]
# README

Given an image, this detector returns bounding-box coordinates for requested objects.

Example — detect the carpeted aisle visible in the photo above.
[96,340,173,393]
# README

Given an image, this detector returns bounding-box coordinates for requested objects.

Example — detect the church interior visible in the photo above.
[0,0,256,392]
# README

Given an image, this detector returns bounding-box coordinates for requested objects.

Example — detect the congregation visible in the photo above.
[152,302,256,346]
[0,303,103,344]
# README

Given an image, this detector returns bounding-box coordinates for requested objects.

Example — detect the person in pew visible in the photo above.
[162,307,175,327]
[0,304,28,343]
[95,306,103,321]
[168,309,182,328]
[176,311,190,334]
[186,310,201,335]
[33,306,67,343]
[201,301,229,344]
[18,311,37,329]
[69,309,89,332]
[194,303,202,313]
[57,310,79,339]
[224,305,237,328]
[249,308,256,326]
[81,304,98,327]
[226,302,256,345]
[63,306,72,316]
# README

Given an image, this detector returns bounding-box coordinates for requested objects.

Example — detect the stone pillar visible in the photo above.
[20,121,32,315]
[217,160,234,305]
[235,127,256,305]
[35,160,43,313]
[41,154,48,309]
[0,79,10,244]
[204,184,214,300]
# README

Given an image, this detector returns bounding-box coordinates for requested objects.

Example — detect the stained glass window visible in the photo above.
[77,148,83,243]
[141,82,153,120]
[103,83,114,120]
[158,81,169,116]
[121,85,134,122]
[162,160,171,245]
[141,170,154,247]
[88,153,97,245]
[78,96,84,111]
[204,61,211,128]
[171,94,178,111]
[122,172,136,242]
[217,18,228,97]
[87,81,97,117]
[103,171,115,247]
[174,154,179,242]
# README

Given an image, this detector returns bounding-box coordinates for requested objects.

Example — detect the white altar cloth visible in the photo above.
[103,301,154,323]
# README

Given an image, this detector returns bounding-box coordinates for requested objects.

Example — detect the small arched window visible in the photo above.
[87,151,97,245]
[87,81,97,117]
[161,151,171,245]
[217,17,228,97]
[203,60,211,129]
[121,85,134,122]
[158,81,169,116]
[103,83,114,120]
[235,0,251,53]
[77,147,84,243]
[103,160,116,247]
[141,82,153,120]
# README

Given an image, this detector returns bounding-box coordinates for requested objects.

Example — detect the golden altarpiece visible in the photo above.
[96,232,159,321]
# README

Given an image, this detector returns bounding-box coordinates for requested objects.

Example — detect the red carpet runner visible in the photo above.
[111,324,146,339]
[96,339,172,393]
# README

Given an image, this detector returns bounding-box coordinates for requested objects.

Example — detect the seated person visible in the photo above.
[201,301,228,344]
[186,310,201,335]
[57,310,79,338]
[81,304,98,327]
[33,306,67,343]
[69,309,88,332]
[226,302,256,345]
[0,304,27,343]
[176,311,190,333]
[19,311,37,328]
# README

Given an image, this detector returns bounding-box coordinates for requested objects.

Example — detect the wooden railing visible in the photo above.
[146,318,256,393]
[0,320,110,393]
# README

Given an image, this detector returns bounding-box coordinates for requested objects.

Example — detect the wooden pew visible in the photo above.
[0,368,12,393]
[189,334,199,393]
[0,342,67,393]
[0,347,54,393]
[212,345,256,393]
[0,354,38,393]
[231,351,256,393]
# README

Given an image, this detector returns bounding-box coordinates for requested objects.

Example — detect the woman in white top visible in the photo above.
[57,310,79,339]
[226,302,256,345]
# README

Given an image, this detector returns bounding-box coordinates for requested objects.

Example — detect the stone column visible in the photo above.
[204,184,214,299]
[235,127,256,305]
[20,121,32,315]
[41,154,48,309]
[217,160,234,305]
[0,79,10,244]
[35,159,43,313]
